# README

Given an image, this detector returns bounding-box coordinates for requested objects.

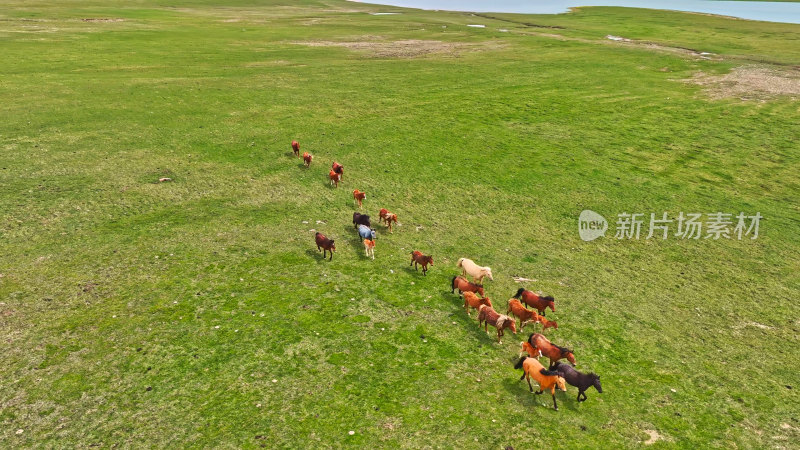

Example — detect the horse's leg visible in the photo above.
[552,391,558,411]
[519,371,526,381]
[577,391,582,402]
[526,375,534,392]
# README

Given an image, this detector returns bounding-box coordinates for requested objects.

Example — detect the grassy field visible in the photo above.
[1,0,799,447]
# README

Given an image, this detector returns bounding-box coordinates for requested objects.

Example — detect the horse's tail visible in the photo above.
[514,356,528,370]
[450,275,457,289]
[539,368,560,377]
[513,287,525,299]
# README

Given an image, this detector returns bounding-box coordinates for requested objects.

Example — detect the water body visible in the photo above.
[352,0,800,24]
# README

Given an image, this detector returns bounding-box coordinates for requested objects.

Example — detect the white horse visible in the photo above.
[456,258,493,283]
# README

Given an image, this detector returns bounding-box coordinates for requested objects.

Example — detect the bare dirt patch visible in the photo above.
[686,66,800,100]
[81,18,125,23]
[291,39,496,58]
[643,429,663,445]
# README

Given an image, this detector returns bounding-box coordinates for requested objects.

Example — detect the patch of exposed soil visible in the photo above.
[643,429,663,445]
[686,66,800,100]
[291,39,498,58]
[81,18,125,23]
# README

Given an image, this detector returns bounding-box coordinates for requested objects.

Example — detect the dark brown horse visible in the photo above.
[553,362,602,402]
[477,304,517,343]
[353,212,371,229]
[292,140,300,156]
[528,333,576,368]
[514,288,555,316]
[314,232,336,261]
[451,276,484,297]
[410,251,433,275]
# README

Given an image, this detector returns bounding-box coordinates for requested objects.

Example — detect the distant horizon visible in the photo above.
[350,0,800,24]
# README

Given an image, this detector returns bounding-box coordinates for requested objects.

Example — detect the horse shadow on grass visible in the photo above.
[305,248,333,262]
[439,290,497,346]
[341,224,370,260]
[500,375,574,412]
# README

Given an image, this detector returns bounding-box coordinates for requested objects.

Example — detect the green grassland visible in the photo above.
[1,0,799,447]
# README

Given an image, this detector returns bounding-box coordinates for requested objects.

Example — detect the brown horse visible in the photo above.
[507,298,540,330]
[451,275,484,297]
[302,152,312,167]
[515,356,567,410]
[291,140,300,156]
[528,333,576,368]
[353,189,366,209]
[477,304,516,343]
[329,170,341,188]
[314,232,336,261]
[410,251,433,275]
[463,291,492,316]
[513,288,555,316]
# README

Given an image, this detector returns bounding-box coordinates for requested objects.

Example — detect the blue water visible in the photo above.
[352,0,800,24]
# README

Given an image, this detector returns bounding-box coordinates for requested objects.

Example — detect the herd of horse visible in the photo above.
[295,140,602,411]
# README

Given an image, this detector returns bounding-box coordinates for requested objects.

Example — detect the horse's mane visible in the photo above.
[556,345,573,355]
[542,295,555,302]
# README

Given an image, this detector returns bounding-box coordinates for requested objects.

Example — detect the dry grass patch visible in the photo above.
[686,66,800,100]
[291,39,498,58]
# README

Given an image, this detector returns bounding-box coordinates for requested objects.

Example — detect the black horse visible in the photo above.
[552,362,602,402]
[353,212,371,229]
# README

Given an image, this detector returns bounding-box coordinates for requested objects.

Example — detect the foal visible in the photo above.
[462,291,492,316]
[314,232,336,261]
[353,189,366,209]
[536,315,558,332]
[410,251,433,275]
[553,362,602,402]
[302,152,312,167]
[450,276,484,297]
[291,140,300,157]
[507,298,540,330]
[477,304,516,343]
[363,239,375,260]
[329,170,341,188]
[515,356,567,410]
[381,211,397,232]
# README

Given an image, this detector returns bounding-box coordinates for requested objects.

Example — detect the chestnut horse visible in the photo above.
[329,170,341,188]
[528,333,576,368]
[291,140,300,157]
[379,208,398,232]
[507,299,539,330]
[553,362,602,402]
[477,304,516,343]
[353,189,366,209]
[513,288,555,316]
[332,161,343,178]
[451,276,484,297]
[515,356,567,410]
[462,291,492,316]
[410,251,433,275]
[302,152,312,167]
[314,232,335,261]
